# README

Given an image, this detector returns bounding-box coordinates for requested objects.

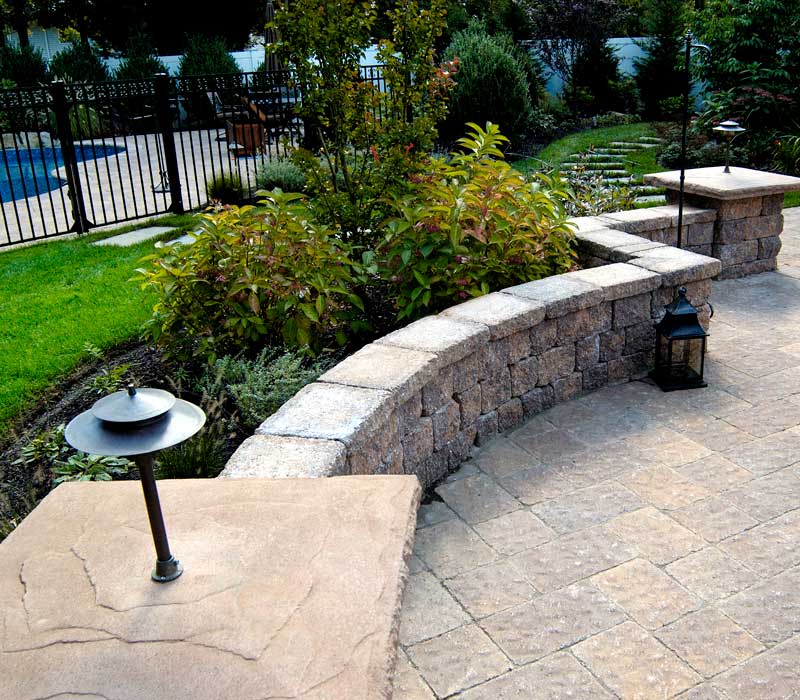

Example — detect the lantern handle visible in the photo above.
[708,302,714,319]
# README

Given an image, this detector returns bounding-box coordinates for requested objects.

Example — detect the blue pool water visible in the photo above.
[0,143,125,202]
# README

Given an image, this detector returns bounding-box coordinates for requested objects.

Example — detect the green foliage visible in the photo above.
[379,123,576,320]
[773,134,800,176]
[0,44,49,86]
[206,173,244,204]
[49,42,110,83]
[114,34,168,80]
[88,364,131,394]
[178,34,240,76]
[155,430,228,479]
[442,22,535,145]
[137,191,362,360]
[199,348,329,431]
[52,452,131,483]
[256,159,306,193]
[553,156,637,216]
[13,423,68,471]
[567,40,633,115]
[634,0,686,119]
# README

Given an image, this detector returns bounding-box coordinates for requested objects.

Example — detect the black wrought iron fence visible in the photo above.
[0,66,387,247]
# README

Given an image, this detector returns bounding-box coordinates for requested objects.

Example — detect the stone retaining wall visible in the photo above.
[221,225,720,490]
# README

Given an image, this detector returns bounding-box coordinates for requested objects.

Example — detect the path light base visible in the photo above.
[153,555,183,583]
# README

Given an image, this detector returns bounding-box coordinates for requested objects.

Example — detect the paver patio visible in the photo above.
[395,207,800,699]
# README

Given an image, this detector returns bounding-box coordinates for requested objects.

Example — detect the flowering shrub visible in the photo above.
[378,122,576,320]
[136,191,362,360]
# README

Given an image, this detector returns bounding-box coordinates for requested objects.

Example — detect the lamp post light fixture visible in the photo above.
[651,287,709,392]
[712,119,746,173]
[64,385,205,583]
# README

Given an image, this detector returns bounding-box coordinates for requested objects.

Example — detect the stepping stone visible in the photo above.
[635,195,667,204]
[562,169,629,178]
[602,177,634,184]
[638,136,665,144]
[562,163,626,171]
[93,226,175,247]
[608,142,645,149]
[165,231,199,247]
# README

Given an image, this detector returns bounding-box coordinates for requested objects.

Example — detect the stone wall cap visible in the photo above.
[569,263,662,300]
[319,342,438,403]
[575,228,667,263]
[257,382,393,445]
[441,291,545,339]
[503,273,604,318]
[649,204,716,224]
[376,315,489,366]
[598,208,672,232]
[629,246,722,284]
[566,216,611,234]
[644,166,800,199]
[220,434,346,479]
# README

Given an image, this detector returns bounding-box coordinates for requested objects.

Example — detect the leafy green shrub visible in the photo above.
[379,122,575,321]
[49,42,111,83]
[178,34,240,76]
[442,22,534,145]
[256,158,306,192]
[88,364,131,394]
[773,134,800,176]
[206,173,243,204]
[658,137,746,170]
[155,431,228,479]
[0,45,49,86]
[553,159,636,217]
[137,190,362,360]
[567,41,632,116]
[52,453,131,484]
[115,34,168,80]
[199,348,328,431]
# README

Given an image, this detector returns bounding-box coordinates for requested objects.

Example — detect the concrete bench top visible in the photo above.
[643,166,800,200]
[0,476,420,700]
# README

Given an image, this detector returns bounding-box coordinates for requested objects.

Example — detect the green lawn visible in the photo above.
[515,122,661,178]
[786,192,800,209]
[0,214,196,434]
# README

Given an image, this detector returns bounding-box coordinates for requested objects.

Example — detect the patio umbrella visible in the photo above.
[264,0,283,73]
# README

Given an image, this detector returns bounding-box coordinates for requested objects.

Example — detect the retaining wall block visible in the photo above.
[497,398,524,432]
[377,315,490,366]
[455,384,482,429]
[521,385,555,418]
[537,345,576,386]
[510,355,539,396]
[504,275,604,317]
[575,335,600,370]
[432,400,461,450]
[613,293,652,330]
[480,368,513,413]
[441,291,545,339]
[221,434,347,479]
[556,302,612,343]
[570,263,662,300]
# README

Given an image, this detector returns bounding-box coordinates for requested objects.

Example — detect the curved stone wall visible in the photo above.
[221,205,721,489]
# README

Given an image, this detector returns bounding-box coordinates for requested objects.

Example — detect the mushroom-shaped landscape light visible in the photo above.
[712,120,746,173]
[65,385,205,582]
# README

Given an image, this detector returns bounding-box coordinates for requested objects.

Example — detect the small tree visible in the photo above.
[0,44,48,86]
[634,0,687,118]
[178,34,240,76]
[114,34,167,81]
[49,41,110,83]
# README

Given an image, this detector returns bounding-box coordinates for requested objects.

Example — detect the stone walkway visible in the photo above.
[395,207,800,699]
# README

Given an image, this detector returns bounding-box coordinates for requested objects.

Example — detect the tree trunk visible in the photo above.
[12,0,28,48]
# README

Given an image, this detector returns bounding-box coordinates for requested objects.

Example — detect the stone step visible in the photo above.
[93,225,176,247]
[567,153,626,161]
[638,136,665,144]
[561,167,629,177]
[562,162,627,170]
[595,148,640,155]
[602,177,634,184]
[634,194,667,204]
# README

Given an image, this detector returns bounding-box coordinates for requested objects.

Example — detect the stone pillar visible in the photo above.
[644,167,800,279]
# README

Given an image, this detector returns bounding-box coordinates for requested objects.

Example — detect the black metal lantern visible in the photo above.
[651,287,708,392]
[65,385,205,582]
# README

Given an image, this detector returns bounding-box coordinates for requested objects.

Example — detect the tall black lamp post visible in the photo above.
[65,385,206,583]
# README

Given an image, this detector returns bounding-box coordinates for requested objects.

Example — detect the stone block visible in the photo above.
[511,355,539,396]
[443,292,545,339]
[599,208,672,233]
[378,315,489,366]
[442,426,478,469]
[645,167,800,202]
[758,236,782,260]
[717,196,763,220]
[402,416,434,466]
[712,240,759,266]
[455,384,482,429]
[507,330,532,363]
[319,342,437,404]
[553,372,583,403]
[575,228,664,263]
[398,394,423,437]
[687,245,713,257]
[530,318,557,354]
[639,204,716,226]
[416,451,449,487]
[575,334,600,370]
[684,279,712,304]
[687,222,714,246]
[717,219,748,243]
[557,303,612,343]
[537,345,576,385]
[625,321,657,354]
[650,227,678,246]
[608,350,653,383]
[451,354,481,394]
[480,368,513,413]
[521,385,555,418]
[505,274,604,318]
[497,398,524,432]
[475,411,498,446]
[761,193,784,216]
[432,400,461,450]
[482,338,511,378]
[718,258,778,279]
[0,477,422,700]
[630,247,722,286]
[570,263,662,301]
[221,434,346,479]
[613,293,652,330]
[567,215,611,234]
[421,366,454,416]
[258,382,392,446]
[583,363,608,391]
[600,330,625,361]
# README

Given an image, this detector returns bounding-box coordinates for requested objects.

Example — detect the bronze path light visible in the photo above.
[713,120,746,173]
[65,385,205,582]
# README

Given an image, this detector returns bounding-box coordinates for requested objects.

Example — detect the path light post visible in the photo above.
[651,287,709,392]
[713,120,746,173]
[64,385,205,583]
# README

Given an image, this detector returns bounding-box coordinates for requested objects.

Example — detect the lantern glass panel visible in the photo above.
[653,333,707,391]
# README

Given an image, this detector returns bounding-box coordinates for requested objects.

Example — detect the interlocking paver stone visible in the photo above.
[481,582,626,663]
[656,608,765,678]
[406,624,511,698]
[397,212,800,699]
[591,558,699,630]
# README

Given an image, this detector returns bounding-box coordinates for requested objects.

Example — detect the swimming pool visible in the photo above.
[0,143,125,202]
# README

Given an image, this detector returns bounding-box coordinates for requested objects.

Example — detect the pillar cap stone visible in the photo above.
[643,166,800,200]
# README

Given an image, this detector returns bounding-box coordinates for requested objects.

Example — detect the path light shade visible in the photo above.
[713,120,746,173]
[650,287,708,392]
[64,385,205,582]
